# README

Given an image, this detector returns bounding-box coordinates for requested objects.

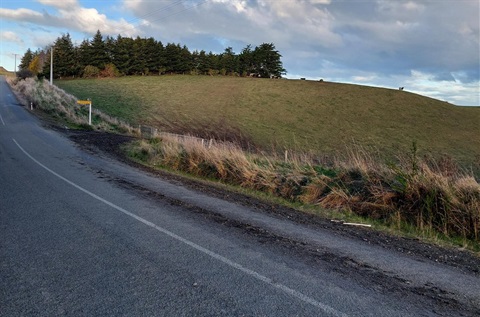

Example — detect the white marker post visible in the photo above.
[77,99,92,125]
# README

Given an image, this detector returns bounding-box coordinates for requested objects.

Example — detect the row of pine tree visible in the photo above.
[19,30,286,79]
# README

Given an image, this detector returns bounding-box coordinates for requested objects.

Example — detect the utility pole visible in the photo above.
[13,53,19,77]
[50,47,53,85]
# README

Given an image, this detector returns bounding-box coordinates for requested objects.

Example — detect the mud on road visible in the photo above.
[61,128,479,316]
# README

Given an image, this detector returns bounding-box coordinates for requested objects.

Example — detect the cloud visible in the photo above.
[0,4,137,37]
[433,72,456,82]
[123,0,477,80]
[0,31,23,44]
[327,0,479,77]
[405,70,479,105]
[56,7,136,36]
[36,0,79,10]
[0,8,43,21]
[123,0,342,54]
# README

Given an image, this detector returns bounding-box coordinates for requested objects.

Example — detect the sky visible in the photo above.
[0,0,479,106]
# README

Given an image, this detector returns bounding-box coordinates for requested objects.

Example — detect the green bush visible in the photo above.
[83,65,100,78]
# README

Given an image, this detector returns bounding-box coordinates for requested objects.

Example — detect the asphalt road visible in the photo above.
[1,76,479,316]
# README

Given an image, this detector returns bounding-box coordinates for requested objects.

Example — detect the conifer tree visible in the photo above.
[238,44,254,76]
[219,47,237,75]
[77,39,91,72]
[179,45,192,74]
[89,30,109,69]
[21,30,287,79]
[164,43,181,74]
[52,33,76,78]
[111,36,134,75]
[253,43,286,78]
[19,48,34,71]
[153,40,166,74]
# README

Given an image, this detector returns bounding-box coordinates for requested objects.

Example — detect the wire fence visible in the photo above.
[139,125,237,150]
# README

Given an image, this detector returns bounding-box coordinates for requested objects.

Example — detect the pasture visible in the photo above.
[57,76,480,165]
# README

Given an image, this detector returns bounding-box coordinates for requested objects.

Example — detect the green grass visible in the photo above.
[56,76,480,166]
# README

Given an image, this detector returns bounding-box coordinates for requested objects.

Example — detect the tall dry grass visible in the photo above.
[127,136,480,243]
[334,144,480,241]
[7,77,139,135]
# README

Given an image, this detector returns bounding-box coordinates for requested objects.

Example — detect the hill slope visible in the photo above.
[0,66,13,76]
[56,76,480,164]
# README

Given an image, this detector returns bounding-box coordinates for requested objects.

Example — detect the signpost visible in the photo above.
[77,99,92,125]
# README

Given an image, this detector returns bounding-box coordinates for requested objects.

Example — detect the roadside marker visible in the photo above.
[77,99,92,125]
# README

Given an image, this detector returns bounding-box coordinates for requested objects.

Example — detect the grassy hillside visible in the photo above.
[0,66,14,76]
[56,76,480,165]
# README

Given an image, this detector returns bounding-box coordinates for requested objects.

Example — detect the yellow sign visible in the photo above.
[77,100,91,105]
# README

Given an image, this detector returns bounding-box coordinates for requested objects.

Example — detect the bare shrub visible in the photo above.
[99,64,121,78]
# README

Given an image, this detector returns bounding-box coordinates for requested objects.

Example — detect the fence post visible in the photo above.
[88,100,92,126]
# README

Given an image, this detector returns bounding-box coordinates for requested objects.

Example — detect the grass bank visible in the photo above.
[8,77,139,135]
[0,67,14,77]
[125,135,480,250]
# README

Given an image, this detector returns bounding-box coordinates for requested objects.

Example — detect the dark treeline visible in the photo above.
[18,30,286,79]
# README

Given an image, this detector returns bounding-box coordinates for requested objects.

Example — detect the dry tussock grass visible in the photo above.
[7,77,139,135]
[127,136,480,242]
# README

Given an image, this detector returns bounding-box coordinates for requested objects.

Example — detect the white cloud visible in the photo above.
[309,0,332,4]
[404,70,480,105]
[123,0,143,11]
[36,0,79,10]
[57,7,136,36]
[337,70,480,106]
[403,1,425,12]
[0,31,23,44]
[129,0,342,52]
[352,75,378,83]
[0,8,43,21]
[30,32,59,49]
[0,4,137,38]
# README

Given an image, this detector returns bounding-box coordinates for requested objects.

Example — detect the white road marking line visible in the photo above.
[12,138,348,317]
[0,114,5,126]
